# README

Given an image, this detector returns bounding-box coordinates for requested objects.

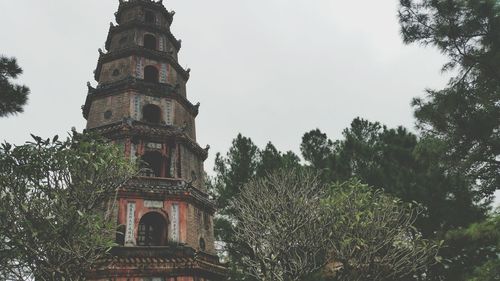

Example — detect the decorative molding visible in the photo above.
[106,20,180,51]
[115,0,173,26]
[125,202,136,246]
[95,46,189,81]
[121,177,216,212]
[82,77,199,119]
[170,203,179,242]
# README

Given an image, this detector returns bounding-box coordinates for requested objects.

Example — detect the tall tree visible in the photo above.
[398,0,500,198]
[301,118,488,280]
[211,134,260,212]
[0,131,136,280]
[209,134,260,281]
[0,56,29,117]
[301,118,486,238]
[208,134,300,280]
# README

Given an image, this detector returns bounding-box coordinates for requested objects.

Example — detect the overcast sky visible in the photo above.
[0,0,451,174]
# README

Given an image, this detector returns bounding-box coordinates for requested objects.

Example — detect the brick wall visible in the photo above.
[86,91,131,129]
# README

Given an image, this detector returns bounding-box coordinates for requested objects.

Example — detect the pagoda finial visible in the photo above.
[86,82,95,92]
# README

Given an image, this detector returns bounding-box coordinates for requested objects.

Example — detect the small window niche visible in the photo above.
[199,237,206,251]
[104,110,113,120]
[145,11,156,24]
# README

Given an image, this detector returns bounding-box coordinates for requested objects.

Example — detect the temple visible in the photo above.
[82,0,226,280]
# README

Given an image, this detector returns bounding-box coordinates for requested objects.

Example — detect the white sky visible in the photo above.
[0,0,450,173]
[3,0,499,205]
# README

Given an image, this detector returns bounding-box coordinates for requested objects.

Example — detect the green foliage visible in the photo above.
[0,56,29,117]
[228,169,438,281]
[443,212,500,281]
[0,131,136,280]
[214,114,491,280]
[231,169,333,281]
[300,129,335,171]
[399,0,500,198]
[301,118,486,238]
[301,119,490,280]
[468,260,500,281]
[324,180,439,281]
[208,134,300,280]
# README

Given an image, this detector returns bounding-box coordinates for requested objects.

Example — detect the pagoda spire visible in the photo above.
[82,0,226,280]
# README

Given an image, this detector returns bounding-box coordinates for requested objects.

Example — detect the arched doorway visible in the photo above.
[137,212,167,246]
[144,66,159,83]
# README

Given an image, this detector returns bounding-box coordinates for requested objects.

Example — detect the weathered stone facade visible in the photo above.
[82,1,225,280]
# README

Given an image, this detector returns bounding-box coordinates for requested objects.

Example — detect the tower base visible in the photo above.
[88,246,226,281]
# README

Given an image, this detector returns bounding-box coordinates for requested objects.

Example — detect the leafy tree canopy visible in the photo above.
[301,118,486,238]
[212,118,490,281]
[301,119,488,280]
[230,169,439,281]
[324,180,439,281]
[230,169,333,281]
[0,131,136,281]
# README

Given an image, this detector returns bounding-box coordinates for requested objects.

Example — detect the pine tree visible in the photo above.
[398,0,500,198]
[0,56,30,117]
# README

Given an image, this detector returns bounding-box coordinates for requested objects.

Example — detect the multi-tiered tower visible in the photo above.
[82,0,225,280]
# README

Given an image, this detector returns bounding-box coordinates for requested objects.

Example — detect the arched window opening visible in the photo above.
[141,151,163,177]
[204,212,211,230]
[144,34,157,50]
[144,66,159,83]
[137,213,167,246]
[145,11,156,24]
[199,238,206,251]
[143,104,162,124]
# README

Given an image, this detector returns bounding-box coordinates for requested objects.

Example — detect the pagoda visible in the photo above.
[82,0,226,280]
